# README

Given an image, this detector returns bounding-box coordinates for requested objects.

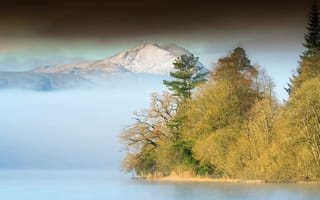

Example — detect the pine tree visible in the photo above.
[162,54,207,172]
[163,54,207,100]
[303,0,320,56]
[287,1,320,94]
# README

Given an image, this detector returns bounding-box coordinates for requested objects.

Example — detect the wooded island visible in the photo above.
[120,2,320,183]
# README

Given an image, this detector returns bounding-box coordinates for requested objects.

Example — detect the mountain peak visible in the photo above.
[33,43,194,77]
[106,43,191,74]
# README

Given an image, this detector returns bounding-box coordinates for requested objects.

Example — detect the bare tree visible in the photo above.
[120,92,178,153]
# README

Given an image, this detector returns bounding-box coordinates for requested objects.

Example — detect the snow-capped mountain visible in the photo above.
[0,43,198,90]
[33,43,192,77]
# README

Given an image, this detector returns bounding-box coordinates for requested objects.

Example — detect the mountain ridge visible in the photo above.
[33,43,192,76]
[0,43,198,90]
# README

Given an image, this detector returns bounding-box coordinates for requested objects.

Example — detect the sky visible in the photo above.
[0,0,314,100]
[0,0,316,169]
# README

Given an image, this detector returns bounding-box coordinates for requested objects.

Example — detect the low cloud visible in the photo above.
[0,76,167,170]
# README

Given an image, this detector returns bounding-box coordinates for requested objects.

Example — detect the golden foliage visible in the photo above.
[120,47,320,182]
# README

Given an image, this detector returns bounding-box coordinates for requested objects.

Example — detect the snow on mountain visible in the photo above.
[33,43,192,76]
[0,43,198,90]
[107,43,191,74]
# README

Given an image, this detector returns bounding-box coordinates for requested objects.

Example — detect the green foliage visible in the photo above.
[195,162,214,176]
[134,148,157,175]
[163,54,207,100]
[287,2,320,93]
[304,1,320,56]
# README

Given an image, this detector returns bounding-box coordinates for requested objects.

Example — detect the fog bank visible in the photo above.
[0,75,167,170]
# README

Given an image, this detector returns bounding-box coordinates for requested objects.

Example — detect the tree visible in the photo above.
[304,0,320,56]
[191,47,265,178]
[287,78,320,171]
[287,1,320,93]
[289,54,320,92]
[215,47,251,73]
[162,54,208,173]
[120,92,178,174]
[163,54,207,100]
[213,47,259,117]
[120,92,177,151]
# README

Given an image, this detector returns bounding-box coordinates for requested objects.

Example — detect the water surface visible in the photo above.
[0,170,319,200]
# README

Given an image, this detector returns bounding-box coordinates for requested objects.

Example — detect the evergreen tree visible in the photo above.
[162,55,207,174]
[287,1,320,94]
[163,54,207,100]
[303,0,320,56]
[289,54,320,93]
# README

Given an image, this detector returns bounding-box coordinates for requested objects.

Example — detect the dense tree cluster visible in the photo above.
[120,2,320,182]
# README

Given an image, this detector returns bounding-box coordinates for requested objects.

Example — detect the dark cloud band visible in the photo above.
[0,0,310,39]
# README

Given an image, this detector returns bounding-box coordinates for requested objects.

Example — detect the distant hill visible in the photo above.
[0,72,91,90]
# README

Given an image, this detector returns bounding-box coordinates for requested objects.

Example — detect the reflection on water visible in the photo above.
[0,170,319,200]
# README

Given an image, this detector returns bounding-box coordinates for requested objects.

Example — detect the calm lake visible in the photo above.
[0,170,319,200]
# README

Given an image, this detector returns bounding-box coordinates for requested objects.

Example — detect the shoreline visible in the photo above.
[147,176,265,184]
[134,174,320,184]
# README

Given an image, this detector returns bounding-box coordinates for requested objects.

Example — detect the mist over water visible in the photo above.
[1,73,320,200]
[0,75,167,170]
